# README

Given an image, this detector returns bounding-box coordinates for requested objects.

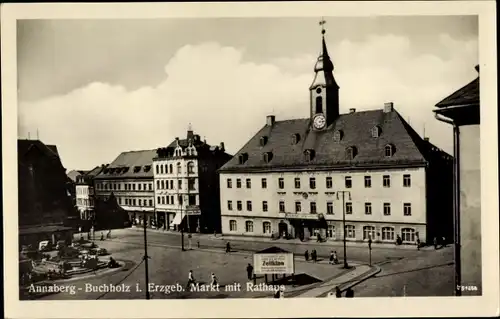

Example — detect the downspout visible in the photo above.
[435,112,461,296]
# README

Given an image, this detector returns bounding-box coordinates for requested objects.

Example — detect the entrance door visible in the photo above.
[278,222,288,238]
[328,225,336,240]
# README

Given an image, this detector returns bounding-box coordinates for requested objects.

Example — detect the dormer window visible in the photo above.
[263,152,273,163]
[103,168,109,174]
[122,167,129,173]
[385,144,395,157]
[133,166,141,173]
[333,130,343,142]
[346,146,358,160]
[144,165,151,172]
[291,133,300,145]
[260,136,268,147]
[238,153,249,164]
[304,149,315,162]
[371,126,381,138]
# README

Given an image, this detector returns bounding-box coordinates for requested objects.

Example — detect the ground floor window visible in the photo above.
[245,221,254,232]
[263,221,271,234]
[363,226,375,240]
[401,228,416,242]
[327,225,336,239]
[346,225,356,239]
[382,227,395,241]
[229,220,237,231]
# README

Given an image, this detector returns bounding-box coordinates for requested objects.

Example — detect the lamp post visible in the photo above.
[336,190,351,269]
[143,211,150,299]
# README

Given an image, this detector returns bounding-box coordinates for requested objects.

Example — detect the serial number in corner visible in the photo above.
[457,285,478,291]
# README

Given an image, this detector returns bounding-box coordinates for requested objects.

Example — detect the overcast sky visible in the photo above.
[17,16,478,170]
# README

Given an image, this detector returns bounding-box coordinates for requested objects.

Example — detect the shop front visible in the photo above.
[285,213,328,241]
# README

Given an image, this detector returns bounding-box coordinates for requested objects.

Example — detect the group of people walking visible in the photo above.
[185,270,219,291]
[334,286,354,298]
[304,249,339,265]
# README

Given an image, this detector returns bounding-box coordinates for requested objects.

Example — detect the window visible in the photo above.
[385,144,394,157]
[295,201,301,213]
[166,196,170,204]
[309,177,316,189]
[138,199,142,206]
[178,195,183,205]
[143,183,147,190]
[156,165,159,174]
[346,225,356,239]
[304,149,315,162]
[278,178,284,189]
[262,201,268,212]
[291,133,300,145]
[261,178,267,188]
[364,176,371,188]
[346,202,353,214]
[236,179,242,188]
[363,226,376,240]
[383,203,391,215]
[161,180,165,189]
[177,163,182,174]
[126,199,130,205]
[345,176,352,188]
[404,203,412,216]
[245,221,254,233]
[169,164,173,174]
[365,203,372,215]
[279,201,285,212]
[333,130,343,142]
[246,178,251,188]
[382,227,395,241]
[189,195,196,206]
[160,165,164,174]
[346,146,357,159]
[237,201,242,211]
[170,180,174,189]
[157,196,160,204]
[229,220,237,232]
[371,126,380,138]
[161,197,165,205]
[328,225,336,239]
[247,201,252,211]
[188,178,196,191]
[327,202,333,214]
[294,178,301,189]
[149,200,153,206]
[310,202,317,214]
[383,175,391,187]
[227,179,232,188]
[178,180,182,190]
[260,136,268,147]
[149,183,152,191]
[315,96,323,113]
[138,184,142,191]
[263,222,271,234]
[326,177,332,189]
[403,174,411,187]
[133,199,136,206]
[187,162,194,174]
[132,184,136,191]
[401,228,416,242]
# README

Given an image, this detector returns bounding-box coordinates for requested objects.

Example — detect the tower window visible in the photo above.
[315,96,323,114]
[316,87,322,94]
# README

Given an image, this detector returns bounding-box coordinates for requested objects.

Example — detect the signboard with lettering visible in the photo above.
[253,252,294,275]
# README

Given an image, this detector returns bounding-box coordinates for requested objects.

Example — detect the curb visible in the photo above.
[318,264,382,297]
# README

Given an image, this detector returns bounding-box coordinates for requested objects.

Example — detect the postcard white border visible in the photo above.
[2,1,498,318]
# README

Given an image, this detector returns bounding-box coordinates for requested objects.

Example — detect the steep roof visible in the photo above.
[67,170,88,182]
[435,77,479,108]
[95,149,156,179]
[219,108,437,172]
[18,140,60,161]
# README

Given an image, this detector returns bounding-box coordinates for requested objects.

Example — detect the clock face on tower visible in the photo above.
[313,114,326,129]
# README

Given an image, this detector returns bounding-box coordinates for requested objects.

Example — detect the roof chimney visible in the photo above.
[349,108,356,113]
[220,142,225,152]
[424,137,429,142]
[266,115,275,126]
[384,102,394,113]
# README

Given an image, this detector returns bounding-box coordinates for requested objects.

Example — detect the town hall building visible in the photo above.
[218,27,453,245]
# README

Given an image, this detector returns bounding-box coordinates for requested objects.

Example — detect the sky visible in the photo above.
[17,16,479,170]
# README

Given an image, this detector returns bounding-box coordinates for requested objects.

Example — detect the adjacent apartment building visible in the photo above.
[153,129,232,233]
[218,29,453,244]
[434,65,481,295]
[75,165,107,221]
[94,150,157,226]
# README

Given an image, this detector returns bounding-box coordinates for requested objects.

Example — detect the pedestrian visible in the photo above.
[279,286,285,298]
[416,238,421,250]
[335,286,342,298]
[210,273,218,286]
[329,251,334,264]
[186,270,195,291]
[442,236,447,248]
[100,232,104,241]
[304,250,309,261]
[345,287,354,298]
[311,249,317,262]
[246,263,254,281]
[433,237,438,250]
[333,251,339,264]
[225,242,231,253]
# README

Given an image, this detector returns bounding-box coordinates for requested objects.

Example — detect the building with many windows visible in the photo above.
[94,150,157,226]
[153,129,232,233]
[76,165,107,221]
[218,29,453,244]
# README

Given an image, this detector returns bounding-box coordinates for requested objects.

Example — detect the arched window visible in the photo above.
[169,164,173,174]
[363,226,376,240]
[161,180,165,189]
[333,130,343,142]
[401,228,416,243]
[381,227,395,241]
[245,221,254,233]
[291,133,300,145]
[229,220,237,232]
[176,162,182,174]
[263,221,271,234]
[160,165,164,174]
[155,165,159,174]
[187,162,195,174]
[315,96,323,114]
[385,144,395,157]
[156,180,160,189]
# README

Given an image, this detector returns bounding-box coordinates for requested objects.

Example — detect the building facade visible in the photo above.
[76,165,107,221]
[153,129,232,233]
[219,30,453,245]
[434,65,480,295]
[94,150,157,226]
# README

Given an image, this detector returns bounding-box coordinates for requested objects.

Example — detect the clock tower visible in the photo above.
[310,20,339,131]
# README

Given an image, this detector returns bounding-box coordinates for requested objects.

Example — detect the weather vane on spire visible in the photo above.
[319,17,326,35]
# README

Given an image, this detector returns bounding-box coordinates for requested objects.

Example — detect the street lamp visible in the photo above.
[336,190,351,269]
[142,211,150,299]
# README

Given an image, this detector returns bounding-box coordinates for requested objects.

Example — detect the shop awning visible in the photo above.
[170,213,186,226]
